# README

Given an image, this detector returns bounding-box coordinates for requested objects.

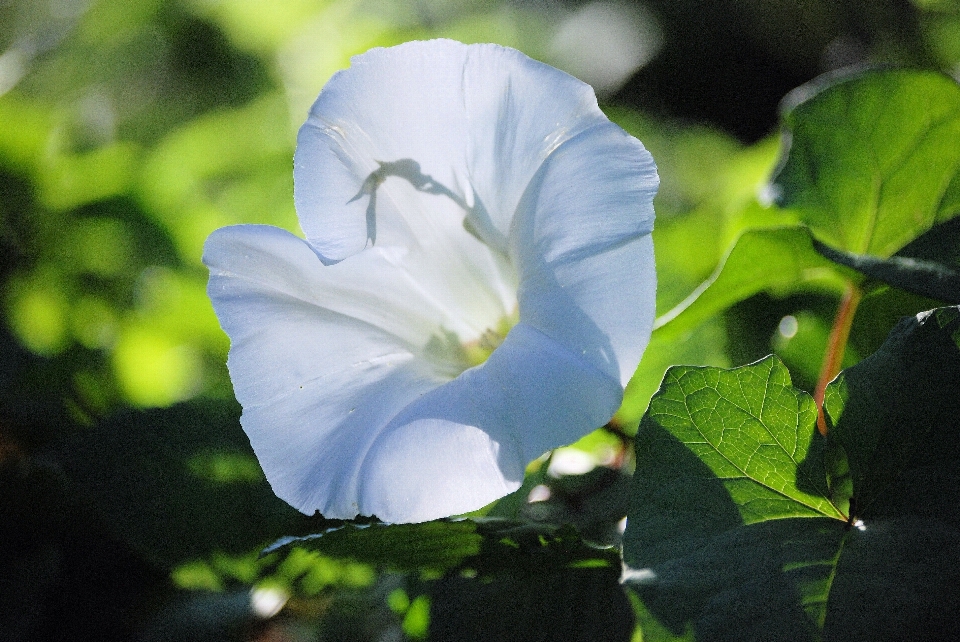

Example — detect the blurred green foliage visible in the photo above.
[3,0,960,640]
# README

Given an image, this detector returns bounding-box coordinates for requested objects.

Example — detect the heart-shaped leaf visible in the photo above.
[772,69,960,257]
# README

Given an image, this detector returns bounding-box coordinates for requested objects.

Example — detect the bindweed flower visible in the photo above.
[203,39,658,523]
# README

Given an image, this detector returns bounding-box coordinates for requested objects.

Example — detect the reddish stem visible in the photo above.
[814,283,862,435]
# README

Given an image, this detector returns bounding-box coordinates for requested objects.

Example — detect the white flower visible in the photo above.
[203,39,657,523]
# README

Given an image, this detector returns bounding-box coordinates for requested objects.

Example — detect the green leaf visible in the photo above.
[262,520,482,575]
[651,71,960,342]
[819,306,960,639]
[626,310,960,641]
[653,226,846,341]
[813,236,960,303]
[813,216,960,303]
[623,356,847,640]
[630,356,846,530]
[824,306,960,523]
[264,517,619,576]
[772,69,960,257]
[823,516,960,641]
[625,515,845,641]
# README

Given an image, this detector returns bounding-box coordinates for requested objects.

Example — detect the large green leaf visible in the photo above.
[625,310,960,641]
[653,226,845,342]
[772,69,960,257]
[825,306,960,522]
[623,356,847,640]
[654,70,960,343]
[820,306,960,640]
[639,356,846,523]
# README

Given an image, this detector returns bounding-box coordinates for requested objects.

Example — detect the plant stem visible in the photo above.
[814,282,862,435]
[602,420,635,469]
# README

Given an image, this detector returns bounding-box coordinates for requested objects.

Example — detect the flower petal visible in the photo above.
[295,40,470,262]
[205,222,513,364]
[459,43,609,249]
[206,225,429,386]
[204,225,464,517]
[358,323,623,523]
[511,121,658,385]
[240,362,435,519]
[203,226,621,522]
[294,39,608,261]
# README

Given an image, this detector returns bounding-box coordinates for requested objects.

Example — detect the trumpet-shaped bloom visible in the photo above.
[203,39,658,523]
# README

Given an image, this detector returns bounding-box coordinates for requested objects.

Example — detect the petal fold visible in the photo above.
[358,323,623,522]
[512,121,658,385]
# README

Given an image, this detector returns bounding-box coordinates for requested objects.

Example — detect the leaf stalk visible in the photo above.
[815,282,862,435]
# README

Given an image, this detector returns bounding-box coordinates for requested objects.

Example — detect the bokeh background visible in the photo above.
[2,0,958,640]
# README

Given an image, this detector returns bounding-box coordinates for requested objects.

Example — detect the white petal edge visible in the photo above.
[294,39,609,263]
[511,120,658,385]
[204,225,463,518]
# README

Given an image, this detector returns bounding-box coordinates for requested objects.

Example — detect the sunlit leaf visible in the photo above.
[623,356,847,640]
[772,69,960,257]
[653,226,847,342]
[629,356,846,526]
[637,72,960,348]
